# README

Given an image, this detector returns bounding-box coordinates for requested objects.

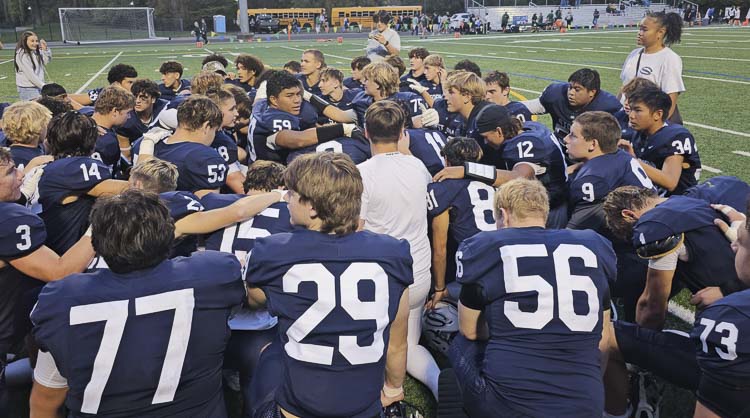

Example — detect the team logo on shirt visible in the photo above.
[639,66,654,76]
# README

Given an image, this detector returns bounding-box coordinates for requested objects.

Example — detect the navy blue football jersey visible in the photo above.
[116,99,169,144]
[225,78,255,94]
[161,191,204,257]
[569,149,654,207]
[245,229,413,418]
[455,100,493,143]
[0,202,46,358]
[352,92,425,127]
[202,193,292,262]
[632,123,701,196]
[633,196,740,293]
[31,252,245,417]
[318,88,361,125]
[133,140,227,193]
[287,136,371,165]
[691,289,750,417]
[39,157,111,254]
[93,128,121,174]
[407,128,447,176]
[164,94,189,111]
[9,145,44,170]
[427,179,496,243]
[539,83,622,143]
[456,227,614,417]
[684,176,750,212]
[211,130,239,166]
[296,74,322,97]
[158,79,191,102]
[86,87,104,104]
[498,121,568,208]
[505,101,533,123]
[342,77,363,90]
[248,99,302,163]
[432,98,463,137]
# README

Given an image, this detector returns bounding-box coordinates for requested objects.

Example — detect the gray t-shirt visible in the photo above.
[365,28,401,63]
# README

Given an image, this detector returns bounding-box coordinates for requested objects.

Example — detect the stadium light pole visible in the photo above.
[238,0,250,36]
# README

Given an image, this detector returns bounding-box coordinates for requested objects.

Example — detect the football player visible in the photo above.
[227,53,264,96]
[619,86,701,196]
[30,189,246,417]
[205,87,244,193]
[427,137,495,309]
[249,71,357,164]
[603,186,746,331]
[135,96,228,197]
[1,101,50,170]
[203,161,292,418]
[522,68,622,149]
[69,63,137,106]
[297,49,325,96]
[343,56,370,90]
[158,60,191,101]
[404,127,449,176]
[38,111,129,254]
[603,201,750,418]
[245,153,412,417]
[400,47,429,87]
[433,104,568,228]
[441,178,615,417]
[116,79,168,160]
[436,71,492,143]
[0,148,95,416]
[316,67,362,125]
[90,86,135,178]
[483,70,532,122]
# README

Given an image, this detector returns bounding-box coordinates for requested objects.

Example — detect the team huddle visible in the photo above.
[1,14,749,418]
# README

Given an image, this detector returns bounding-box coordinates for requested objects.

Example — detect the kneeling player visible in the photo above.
[244,153,412,417]
[30,189,246,417]
[603,202,750,418]
[442,178,615,417]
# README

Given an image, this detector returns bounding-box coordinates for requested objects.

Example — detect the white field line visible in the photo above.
[75,52,123,94]
[732,151,750,157]
[668,300,695,324]
[0,59,13,65]
[701,165,722,173]
[425,48,750,85]
[425,39,750,63]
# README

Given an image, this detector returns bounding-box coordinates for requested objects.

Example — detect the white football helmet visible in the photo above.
[422,301,459,354]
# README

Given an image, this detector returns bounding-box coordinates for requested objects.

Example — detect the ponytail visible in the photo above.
[647,11,683,47]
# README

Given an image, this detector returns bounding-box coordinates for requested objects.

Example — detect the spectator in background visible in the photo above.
[593,9,600,27]
[502,11,510,31]
[200,18,209,43]
[14,31,51,101]
[566,10,574,28]
[366,10,401,63]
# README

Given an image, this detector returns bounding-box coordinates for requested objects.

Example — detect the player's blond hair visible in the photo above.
[423,54,445,69]
[494,178,549,223]
[1,101,52,145]
[130,158,179,194]
[284,152,362,235]
[191,71,225,95]
[444,71,486,105]
[361,62,399,97]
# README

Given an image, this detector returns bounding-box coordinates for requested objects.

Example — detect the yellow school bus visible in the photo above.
[244,8,323,28]
[330,6,422,28]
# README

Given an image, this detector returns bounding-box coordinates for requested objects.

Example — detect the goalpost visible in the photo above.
[58,7,158,43]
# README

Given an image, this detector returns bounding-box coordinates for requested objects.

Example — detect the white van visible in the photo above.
[449,13,471,29]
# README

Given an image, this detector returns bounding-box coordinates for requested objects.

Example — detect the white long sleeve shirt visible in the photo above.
[15,48,51,89]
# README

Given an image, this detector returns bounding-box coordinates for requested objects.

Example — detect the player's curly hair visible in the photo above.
[35,96,73,117]
[603,186,659,242]
[107,64,137,84]
[442,137,482,167]
[244,160,285,192]
[235,54,265,84]
[131,79,161,100]
[159,60,183,77]
[90,189,174,274]
[191,71,225,96]
[46,111,99,158]
[284,153,362,235]
[0,101,51,145]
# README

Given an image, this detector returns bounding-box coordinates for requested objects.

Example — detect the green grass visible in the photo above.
[2,26,749,418]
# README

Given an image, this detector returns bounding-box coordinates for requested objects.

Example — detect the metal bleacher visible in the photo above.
[469,2,682,31]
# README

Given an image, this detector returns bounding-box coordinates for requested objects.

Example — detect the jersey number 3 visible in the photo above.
[70,289,195,414]
[283,263,390,366]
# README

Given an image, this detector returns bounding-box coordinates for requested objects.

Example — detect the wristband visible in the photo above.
[309,94,332,114]
[434,286,446,292]
[316,124,345,142]
[382,385,403,398]
[464,162,497,185]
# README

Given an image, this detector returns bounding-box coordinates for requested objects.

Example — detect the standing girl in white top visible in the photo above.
[620,12,684,124]
[14,31,51,101]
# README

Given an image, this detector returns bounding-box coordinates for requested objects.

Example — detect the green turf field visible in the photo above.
[2,26,748,418]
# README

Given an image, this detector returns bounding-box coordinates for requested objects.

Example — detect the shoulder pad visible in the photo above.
[636,233,684,259]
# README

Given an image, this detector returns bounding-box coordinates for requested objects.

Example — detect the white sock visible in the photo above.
[406,305,440,401]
